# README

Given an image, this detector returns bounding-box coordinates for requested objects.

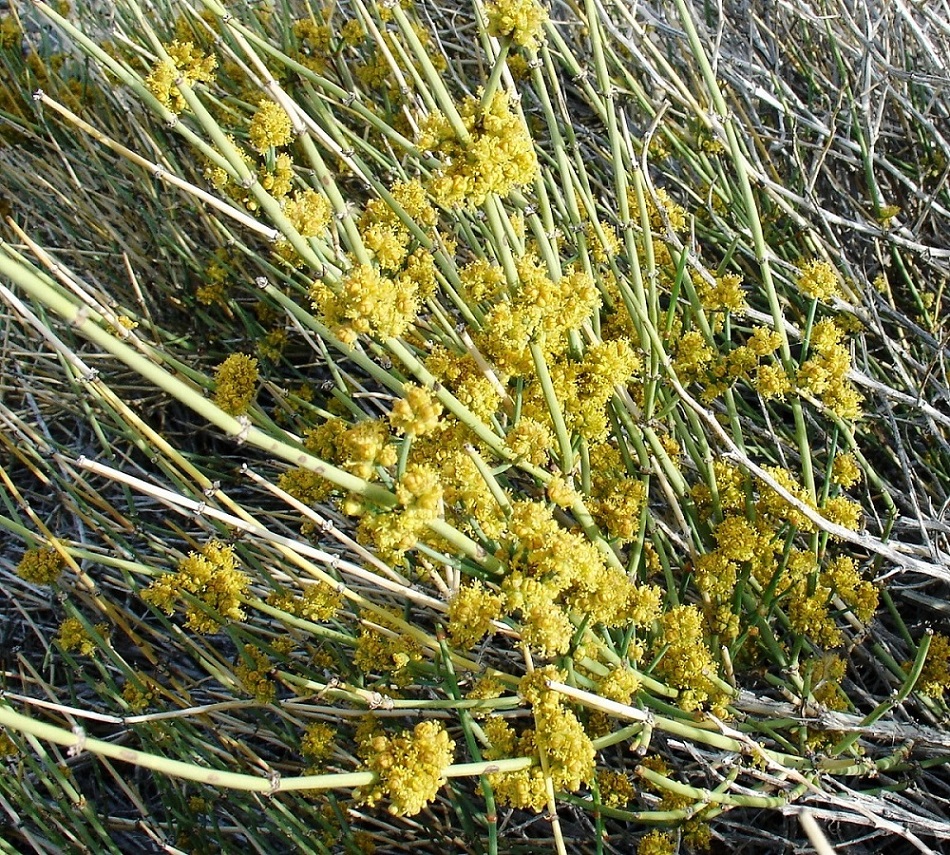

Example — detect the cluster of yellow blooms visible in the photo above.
[417,90,538,208]
[389,384,443,437]
[300,721,336,764]
[268,581,343,623]
[652,605,724,712]
[310,180,437,342]
[636,830,677,855]
[596,768,637,808]
[16,546,65,585]
[234,643,279,704]
[797,258,841,302]
[353,608,423,685]
[142,540,249,634]
[499,500,662,657]
[282,189,332,240]
[691,458,876,648]
[313,262,418,344]
[57,616,108,657]
[483,667,595,810]
[274,188,333,266]
[357,464,443,563]
[144,41,217,114]
[248,100,294,152]
[796,318,863,419]
[213,353,259,415]
[447,582,504,650]
[121,676,157,713]
[356,720,455,816]
[484,0,549,50]
[915,633,950,698]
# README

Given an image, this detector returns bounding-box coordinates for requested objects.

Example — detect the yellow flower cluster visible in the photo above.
[505,416,555,466]
[282,188,331,238]
[213,353,258,415]
[694,512,781,636]
[312,260,421,343]
[362,222,409,272]
[484,667,595,810]
[142,540,249,634]
[447,581,504,650]
[204,134,253,188]
[277,465,333,506]
[596,769,637,808]
[787,578,842,648]
[484,0,549,50]
[235,643,278,704]
[588,443,646,542]
[417,90,538,208]
[144,41,217,114]
[121,677,156,713]
[363,179,439,236]
[249,100,294,152]
[697,272,747,314]
[797,319,863,419]
[272,186,333,265]
[301,721,336,763]
[195,248,229,305]
[479,254,601,375]
[389,384,443,437]
[409,434,506,542]
[16,546,65,585]
[357,720,455,816]
[583,220,621,264]
[398,462,443,515]
[547,339,642,441]
[358,464,443,562]
[482,716,546,809]
[305,417,396,483]
[466,675,506,710]
[57,616,107,657]
[673,329,713,380]
[748,325,784,355]
[637,830,677,855]
[822,494,863,530]
[644,187,689,234]
[756,465,817,533]
[652,605,721,712]
[259,152,294,199]
[822,555,878,623]
[503,576,575,657]
[351,17,446,97]
[458,258,506,304]
[916,633,950,698]
[499,501,660,656]
[292,19,332,57]
[596,666,641,705]
[268,581,343,623]
[353,608,422,684]
[770,548,870,648]
[831,452,862,489]
[797,258,840,301]
[807,654,848,710]
[754,362,793,400]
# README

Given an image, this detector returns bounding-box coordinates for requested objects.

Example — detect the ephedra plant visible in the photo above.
[1,0,949,851]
